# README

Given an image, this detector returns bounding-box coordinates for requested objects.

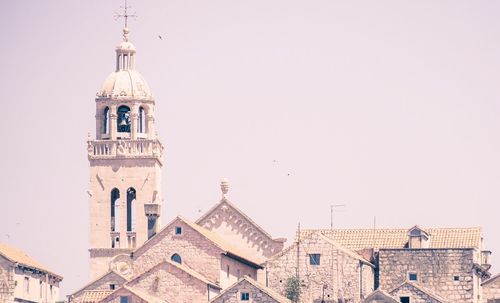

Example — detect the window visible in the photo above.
[227,265,230,278]
[110,284,116,290]
[139,107,146,133]
[175,227,182,235]
[408,273,417,281]
[126,188,136,232]
[111,188,120,232]
[171,253,182,264]
[454,276,460,281]
[120,296,129,303]
[309,254,321,265]
[400,297,410,303]
[103,107,110,134]
[117,105,131,132]
[24,277,29,294]
[241,292,250,301]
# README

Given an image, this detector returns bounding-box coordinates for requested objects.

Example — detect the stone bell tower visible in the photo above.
[86,26,163,279]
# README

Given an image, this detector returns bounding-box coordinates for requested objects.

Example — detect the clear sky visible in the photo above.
[1,0,499,297]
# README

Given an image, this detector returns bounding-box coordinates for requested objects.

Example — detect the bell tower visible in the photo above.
[86,24,163,279]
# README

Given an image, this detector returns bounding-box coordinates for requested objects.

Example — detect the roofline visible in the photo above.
[0,251,63,281]
[379,248,476,251]
[482,272,500,286]
[126,259,220,289]
[390,281,447,302]
[69,269,127,297]
[196,198,282,241]
[209,276,291,303]
[225,252,263,269]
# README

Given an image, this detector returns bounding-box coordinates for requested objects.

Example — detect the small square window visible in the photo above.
[400,297,410,303]
[408,273,417,281]
[309,254,321,265]
[110,284,116,290]
[454,276,460,281]
[241,292,250,301]
[175,227,182,235]
[120,296,129,303]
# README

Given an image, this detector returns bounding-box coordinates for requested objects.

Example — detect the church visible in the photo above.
[66,12,500,303]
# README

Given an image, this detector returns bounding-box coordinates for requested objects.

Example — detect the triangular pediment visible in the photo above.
[389,281,447,303]
[196,198,285,258]
[361,289,399,303]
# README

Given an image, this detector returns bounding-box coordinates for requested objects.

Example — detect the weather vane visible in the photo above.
[114,0,137,28]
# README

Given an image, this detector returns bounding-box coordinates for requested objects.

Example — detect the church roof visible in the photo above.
[180,216,265,267]
[209,276,292,303]
[300,227,482,250]
[70,269,128,298]
[196,198,286,242]
[134,216,264,268]
[127,259,220,289]
[99,70,152,100]
[0,243,62,280]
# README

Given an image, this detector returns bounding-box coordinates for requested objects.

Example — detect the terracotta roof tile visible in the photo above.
[81,290,114,303]
[0,243,62,279]
[300,227,481,250]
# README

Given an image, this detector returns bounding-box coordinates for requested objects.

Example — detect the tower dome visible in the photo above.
[97,28,153,100]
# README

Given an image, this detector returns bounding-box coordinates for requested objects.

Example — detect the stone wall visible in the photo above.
[265,235,374,303]
[0,256,14,303]
[197,200,285,259]
[133,218,225,283]
[71,271,127,303]
[212,279,286,303]
[220,254,259,289]
[390,283,442,303]
[378,248,476,303]
[483,275,500,302]
[127,262,213,303]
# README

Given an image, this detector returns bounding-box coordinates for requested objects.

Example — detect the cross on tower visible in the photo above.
[114,0,137,28]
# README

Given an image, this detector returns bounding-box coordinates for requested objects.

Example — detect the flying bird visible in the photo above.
[158,35,163,40]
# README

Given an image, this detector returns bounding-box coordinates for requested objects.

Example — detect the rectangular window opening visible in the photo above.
[175,227,182,235]
[408,273,417,281]
[453,275,459,281]
[309,254,321,265]
[400,297,410,303]
[241,292,250,301]
[120,296,129,303]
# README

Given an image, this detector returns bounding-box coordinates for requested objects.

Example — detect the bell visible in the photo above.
[120,119,127,126]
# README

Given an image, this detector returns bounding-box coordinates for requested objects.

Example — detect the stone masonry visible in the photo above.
[379,248,479,302]
[266,233,374,303]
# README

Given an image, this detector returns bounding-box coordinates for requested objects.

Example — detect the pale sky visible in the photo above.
[1,0,500,297]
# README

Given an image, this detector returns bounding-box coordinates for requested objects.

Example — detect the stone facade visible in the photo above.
[378,248,479,302]
[197,198,286,260]
[0,255,14,303]
[483,274,500,302]
[70,271,127,303]
[132,216,259,285]
[265,233,375,303]
[389,282,446,303]
[88,26,163,280]
[127,261,220,303]
[0,247,62,303]
[210,277,292,303]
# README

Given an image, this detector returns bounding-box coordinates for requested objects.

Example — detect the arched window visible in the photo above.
[171,253,182,264]
[111,188,120,232]
[117,106,131,133]
[126,188,136,232]
[103,107,110,134]
[139,107,145,133]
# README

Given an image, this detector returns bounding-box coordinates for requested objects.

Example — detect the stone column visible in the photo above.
[147,114,155,139]
[130,107,138,140]
[110,104,118,140]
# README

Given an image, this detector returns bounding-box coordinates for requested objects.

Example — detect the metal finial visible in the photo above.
[114,0,137,33]
[220,178,229,197]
